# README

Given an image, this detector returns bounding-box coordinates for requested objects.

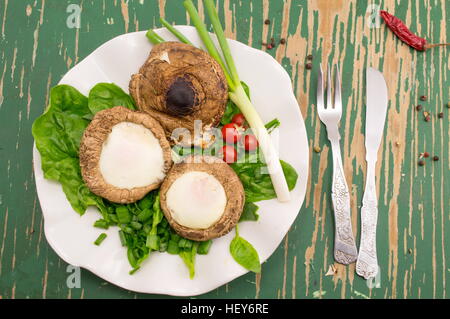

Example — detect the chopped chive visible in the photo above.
[198,240,212,255]
[130,221,142,230]
[93,219,109,229]
[118,230,127,247]
[94,233,107,246]
[265,118,281,133]
[167,240,180,254]
[108,214,118,224]
[159,240,168,252]
[178,238,193,249]
[137,208,152,222]
[116,206,131,224]
[127,248,137,268]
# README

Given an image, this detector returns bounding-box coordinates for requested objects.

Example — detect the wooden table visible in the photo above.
[0,0,448,299]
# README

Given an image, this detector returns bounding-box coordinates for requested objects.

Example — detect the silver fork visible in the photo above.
[317,64,358,265]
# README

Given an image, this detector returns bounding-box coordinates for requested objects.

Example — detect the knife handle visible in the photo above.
[330,140,358,265]
[356,160,379,279]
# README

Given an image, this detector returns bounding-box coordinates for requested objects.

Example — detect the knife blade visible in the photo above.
[356,67,388,279]
[365,68,389,158]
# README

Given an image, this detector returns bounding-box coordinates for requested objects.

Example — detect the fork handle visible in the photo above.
[356,160,379,279]
[330,140,358,264]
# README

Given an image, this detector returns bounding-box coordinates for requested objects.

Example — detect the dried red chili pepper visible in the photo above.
[380,10,449,51]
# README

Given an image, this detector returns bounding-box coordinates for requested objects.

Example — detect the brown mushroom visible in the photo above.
[159,155,245,241]
[79,106,173,204]
[129,42,228,147]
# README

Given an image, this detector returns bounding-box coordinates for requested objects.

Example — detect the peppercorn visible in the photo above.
[438,112,444,118]
[433,155,439,161]
[305,63,312,70]
[280,38,286,44]
[420,95,427,101]
[418,160,425,166]
[264,19,270,25]
[307,54,313,60]
[425,116,431,122]
[415,105,422,111]
[266,43,273,49]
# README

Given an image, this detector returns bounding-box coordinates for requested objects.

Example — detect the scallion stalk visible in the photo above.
[94,233,107,246]
[183,0,235,91]
[146,30,165,44]
[159,17,193,45]
[184,0,291,202]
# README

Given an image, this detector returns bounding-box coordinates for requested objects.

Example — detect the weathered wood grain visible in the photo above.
[0,0,448,299]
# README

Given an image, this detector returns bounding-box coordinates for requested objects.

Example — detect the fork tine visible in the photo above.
[317,64,324,112]
[327,63,333,109]
[334,64,342,112]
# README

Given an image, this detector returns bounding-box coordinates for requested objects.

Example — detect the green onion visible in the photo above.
[138,196,153,210]
[178,238,193,249]
[137,208,152,222]
[265,118,281,133]
[198,240,212,255]
[116,206,131,224]
[167,240,180,254]
[118,230,127,247]
[108,214,118,224]
[170,232,181,243]
[127,248,137,268]
[93,219,109,229]
[129,267,140,275]
[94,233,107,246]
[159,240,168,252]
[182,0,235,91]
[146,30,165,44]
[160,17,193,45]
[184,0,290,202]
[130,221,142,230]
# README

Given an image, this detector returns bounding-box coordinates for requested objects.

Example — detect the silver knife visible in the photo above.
[356,67,388,279]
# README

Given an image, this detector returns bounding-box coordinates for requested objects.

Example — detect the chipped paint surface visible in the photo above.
[0,0,448,299]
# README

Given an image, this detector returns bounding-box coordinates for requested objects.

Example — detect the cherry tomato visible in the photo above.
[231,113,247,127]
[243,134,259,151]
[220,145,237,163]
[221,123,241,144]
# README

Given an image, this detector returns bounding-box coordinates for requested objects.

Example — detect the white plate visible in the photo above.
[32,26,309,296]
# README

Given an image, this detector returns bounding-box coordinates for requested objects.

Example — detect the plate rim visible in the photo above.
[32,26,310,296]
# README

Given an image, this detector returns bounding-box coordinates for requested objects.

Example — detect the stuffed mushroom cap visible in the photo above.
[129,42,228,147]
[159,155,245,241]
[79,106,173,204]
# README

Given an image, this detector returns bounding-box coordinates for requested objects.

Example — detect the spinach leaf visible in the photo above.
[179,242,199,279]
[32,83,217,278]
[239,202,260,222]
[88,83,136,115]
[231,160,298,202]
[32,85,101,215]
[229,227,261,273]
